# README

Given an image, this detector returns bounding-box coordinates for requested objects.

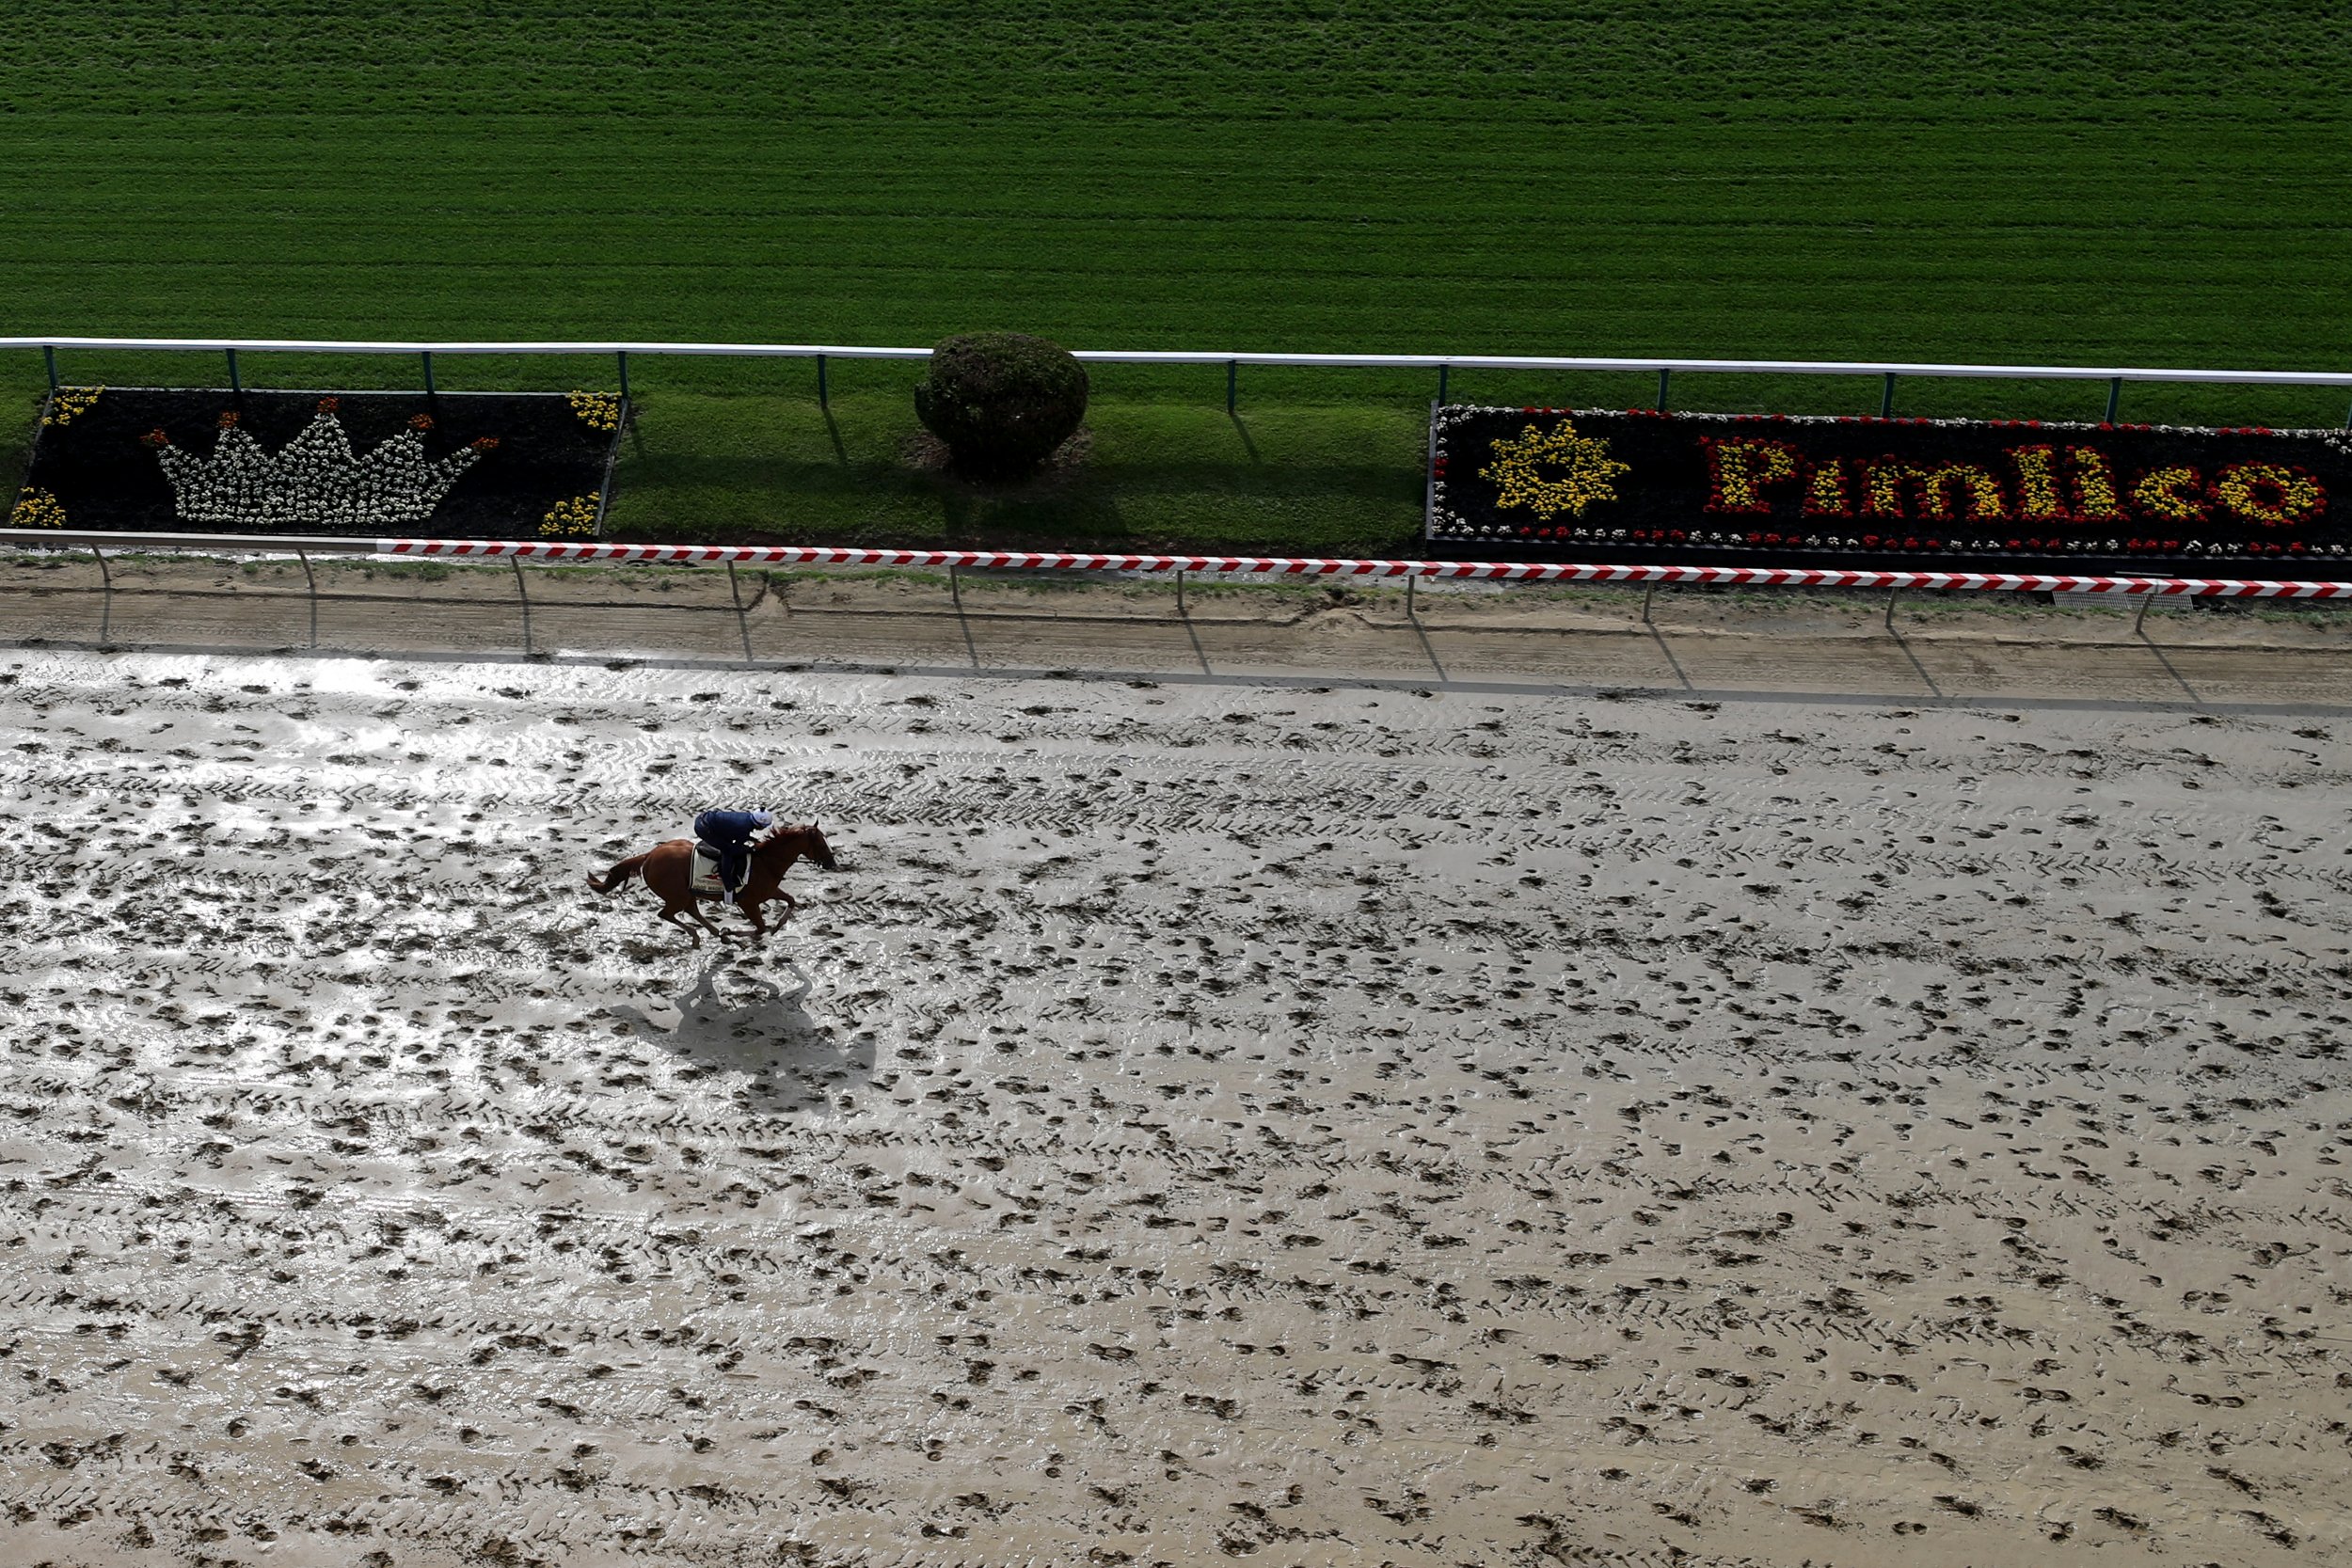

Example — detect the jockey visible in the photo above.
[692,809,778,904]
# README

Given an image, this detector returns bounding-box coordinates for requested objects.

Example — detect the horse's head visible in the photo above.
[764,820,839,871]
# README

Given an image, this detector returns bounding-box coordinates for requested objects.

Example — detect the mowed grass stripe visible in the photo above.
[6,129,2334,361]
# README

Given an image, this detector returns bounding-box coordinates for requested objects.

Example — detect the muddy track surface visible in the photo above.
[0,645,2347,1567]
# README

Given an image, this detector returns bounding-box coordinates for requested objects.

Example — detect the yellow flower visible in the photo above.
[539,492,603,538]
[10,487,69,528]
[567,390,622,434]
[1480,420,1631,520]
[40,385,103,428]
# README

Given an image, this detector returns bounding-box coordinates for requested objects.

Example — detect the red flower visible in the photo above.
[317,396,340,413]
[217,410,239,428]
[408,413,436,432]
[470,436,501,451]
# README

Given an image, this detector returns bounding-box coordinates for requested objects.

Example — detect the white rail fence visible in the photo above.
[9,335,2352,422]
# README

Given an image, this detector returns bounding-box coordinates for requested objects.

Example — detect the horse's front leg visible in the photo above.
[673,897,735,945]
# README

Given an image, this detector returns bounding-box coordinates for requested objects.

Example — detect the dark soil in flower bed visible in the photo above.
[1429,406,2352,579]
[14,388,625,540]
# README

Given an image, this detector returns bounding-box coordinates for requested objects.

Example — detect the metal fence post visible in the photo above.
[1656,368,1671,412]
[2134,590,2152,633]
[1884,585,1901,629]
[227,347,241,395]
[947,562,960,610]
[1225,360,1237,415]
[1176,569,1186,614]
[617,350,630,402]
[422,351,436,396]
[294,547,315,596]
[2106,375,2122,424]
[90,545,109,586]
[1880,372,1896,419]
[1406,573,1417,618]
[43,346,57,392]
[507,555,534,654]
[1642,581,1657,624]
[817,353,828,409]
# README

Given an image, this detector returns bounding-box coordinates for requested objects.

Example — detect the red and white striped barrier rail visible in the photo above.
[373,539,2352,599]
[4,530,2351,599]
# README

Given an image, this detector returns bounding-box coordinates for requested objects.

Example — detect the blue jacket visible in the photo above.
[694,810,773,846]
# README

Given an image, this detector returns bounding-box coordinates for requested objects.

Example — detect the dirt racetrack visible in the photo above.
[2,560,2350,1566]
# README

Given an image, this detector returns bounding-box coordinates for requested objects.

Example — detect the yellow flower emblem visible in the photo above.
[1481,420,1630,521]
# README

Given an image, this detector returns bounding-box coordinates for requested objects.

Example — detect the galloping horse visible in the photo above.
[587,822,837,948]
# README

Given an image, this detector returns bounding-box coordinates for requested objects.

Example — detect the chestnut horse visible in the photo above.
[587,822,837,948]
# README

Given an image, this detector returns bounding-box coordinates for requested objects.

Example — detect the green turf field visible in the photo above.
[4,3,2345,551]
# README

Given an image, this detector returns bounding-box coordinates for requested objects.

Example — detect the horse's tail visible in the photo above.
[586,853,651,895]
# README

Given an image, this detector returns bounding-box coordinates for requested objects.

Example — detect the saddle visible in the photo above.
[690,843,726,899]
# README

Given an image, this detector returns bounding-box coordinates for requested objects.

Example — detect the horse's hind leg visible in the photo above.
[657,904,704,950]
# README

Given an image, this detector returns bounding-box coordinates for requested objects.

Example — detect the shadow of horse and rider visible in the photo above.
[601,950,876,1114]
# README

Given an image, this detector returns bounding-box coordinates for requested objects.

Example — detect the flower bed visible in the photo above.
[1428,405,2352,577]
[11,388,627,540]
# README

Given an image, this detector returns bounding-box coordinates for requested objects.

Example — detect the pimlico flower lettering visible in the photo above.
[1428,405,2352,571]
[1695,436,2319,529]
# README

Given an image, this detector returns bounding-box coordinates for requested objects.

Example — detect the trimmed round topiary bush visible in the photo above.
[914,332,1089,481]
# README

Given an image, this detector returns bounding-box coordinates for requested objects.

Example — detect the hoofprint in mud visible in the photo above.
[0,647,2345,1567]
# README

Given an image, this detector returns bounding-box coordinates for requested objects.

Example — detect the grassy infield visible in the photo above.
[2,4,2346,556]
